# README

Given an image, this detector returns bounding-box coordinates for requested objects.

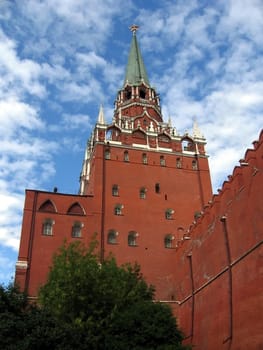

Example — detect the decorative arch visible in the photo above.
[132,129,146,139]
[132,129,147,145]
[38,199,57,213]
[158,133,171,143]
[106,126,121,141]
[181,136,195,152]
[67,202,85,216]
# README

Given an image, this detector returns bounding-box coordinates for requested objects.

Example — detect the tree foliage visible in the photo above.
[1,241,190,349]
[39,241,188,349]
[0,284,67,350]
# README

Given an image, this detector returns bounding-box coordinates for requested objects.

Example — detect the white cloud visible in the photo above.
[218,0,263,45]
[61,114,93,130]
[0,193,23,250]
[0,97,43,135]
[0,30,46,98]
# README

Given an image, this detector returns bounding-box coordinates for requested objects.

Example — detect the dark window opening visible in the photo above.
[112,185,119,196]
[160,156,166,166]
[142,153,147,164]
[42,219,54,236]
[140,187,146,199]
[139,89,146,99]
[155,183,160,193]
[105,149,110,160]
[72,222,82,238]
[124,151,129,162]
[128,231,137,246]
[108,230,118,244]
[164,234,174,248]
[126,89,132,100]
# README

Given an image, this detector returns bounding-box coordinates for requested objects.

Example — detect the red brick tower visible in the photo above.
[16,27,212,300]
[79,26,212,299]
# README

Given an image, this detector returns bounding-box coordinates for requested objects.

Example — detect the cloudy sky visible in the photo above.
[0,0,262,284]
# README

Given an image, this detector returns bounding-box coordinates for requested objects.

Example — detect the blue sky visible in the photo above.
[0,0,262,284]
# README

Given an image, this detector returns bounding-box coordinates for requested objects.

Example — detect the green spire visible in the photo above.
[124,25,150,87]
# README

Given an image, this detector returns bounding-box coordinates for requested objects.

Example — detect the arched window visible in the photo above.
[112,184,119,196]
[72,221,83,238]
[105,149,110,160]
[160,156,166,166]
[164,234,174,248]
[165,208,174,220]
[182,138,195,152]
[192,160,198,170]
[142,153,147,164]
[108,230,118,244]
[124,151,129,162]
[114,204,123,216]
[42,218,54,236]
[106,129,112,140]
[128,231,138,246]
[139,187,146,199]
[155,183,160,194]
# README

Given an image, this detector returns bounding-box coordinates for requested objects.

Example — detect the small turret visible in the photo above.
[97,104,105,125]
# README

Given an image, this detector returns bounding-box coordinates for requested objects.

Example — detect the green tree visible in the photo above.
[39,241,189,349]
[0,283,69,350]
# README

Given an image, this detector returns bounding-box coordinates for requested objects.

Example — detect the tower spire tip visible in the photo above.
[129,24,139,35]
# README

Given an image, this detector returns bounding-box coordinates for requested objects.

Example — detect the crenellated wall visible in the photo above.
[172,130,263,350]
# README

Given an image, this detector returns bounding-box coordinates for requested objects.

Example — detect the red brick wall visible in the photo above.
[173,130,263,349]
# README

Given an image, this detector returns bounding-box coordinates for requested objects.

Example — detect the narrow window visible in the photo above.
[126,89,131,100]
[139,89,146,99]
[176,158,182,169]
[182,140,188,151]
[155,183,160,193]
[106,129,113,140]
[72,221,82,238]
[140,187,146,199]
[165,208,174,220]
[42,219,54,236]
[128,231,138,246]
[142,153,147,164]
[105,149,110,160]
[114,204,123,216]
[160,156,166,166]
[124,151,129,162]
[108,230,118,244]
[112,184,119,196]
[192,160,198,170]
[164,234,174,248]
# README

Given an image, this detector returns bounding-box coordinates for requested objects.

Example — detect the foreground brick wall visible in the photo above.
[173,130,263,350]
